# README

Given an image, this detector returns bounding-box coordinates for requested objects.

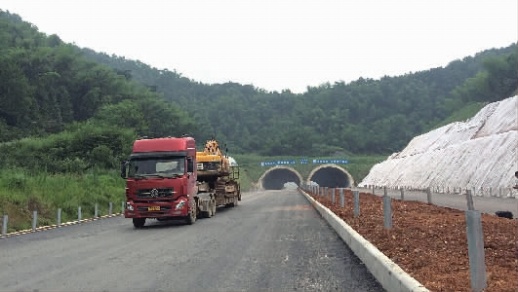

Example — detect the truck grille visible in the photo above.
[137,188,174,198]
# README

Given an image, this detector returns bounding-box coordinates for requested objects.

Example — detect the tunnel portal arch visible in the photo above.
[307,164,354,188]
[258,166,303,190]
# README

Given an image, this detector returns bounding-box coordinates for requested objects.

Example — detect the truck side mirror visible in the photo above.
[120,161,128,178]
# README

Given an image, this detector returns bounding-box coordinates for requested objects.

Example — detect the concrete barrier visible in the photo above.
[300,189,429,292]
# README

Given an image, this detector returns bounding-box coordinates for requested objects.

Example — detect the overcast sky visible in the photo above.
[2,0,517,93]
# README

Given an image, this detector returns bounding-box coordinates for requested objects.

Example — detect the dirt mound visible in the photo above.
[314,190,518,292]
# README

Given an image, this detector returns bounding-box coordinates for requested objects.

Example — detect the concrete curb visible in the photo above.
[1,213,123,239]
[300,190,430,292]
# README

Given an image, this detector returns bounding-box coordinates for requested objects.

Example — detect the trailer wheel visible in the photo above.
[211,199,217,216]
[133,218,146,228]
[202,199,216,218]
[227,193,238,207]
[201,204,212,218]
[186,204,197,225]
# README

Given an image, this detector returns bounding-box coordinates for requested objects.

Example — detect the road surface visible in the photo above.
[0,189,384,291]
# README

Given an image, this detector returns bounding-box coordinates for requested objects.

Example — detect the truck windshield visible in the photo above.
[128,156,185,177]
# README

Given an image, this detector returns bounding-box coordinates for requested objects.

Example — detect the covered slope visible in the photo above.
[359,95,518,195]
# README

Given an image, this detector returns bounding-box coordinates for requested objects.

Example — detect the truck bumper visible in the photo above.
[124,200,189,219]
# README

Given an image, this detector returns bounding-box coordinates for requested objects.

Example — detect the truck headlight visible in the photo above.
[126,202,134,211]
[175,201,186,210]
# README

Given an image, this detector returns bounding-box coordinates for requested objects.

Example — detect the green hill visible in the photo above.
[0,9,516,163]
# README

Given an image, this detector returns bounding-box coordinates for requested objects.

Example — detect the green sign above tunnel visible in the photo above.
[260,160,296,166]
[312,159,348,164]
[260,158,348,166]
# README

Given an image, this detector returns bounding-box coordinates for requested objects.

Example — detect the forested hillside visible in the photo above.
[1,9,517,163]
[0,10,198,172]
[83,42,517,155]
[0,11,196,140]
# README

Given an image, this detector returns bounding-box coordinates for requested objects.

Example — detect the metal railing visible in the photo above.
[1,201,125,238]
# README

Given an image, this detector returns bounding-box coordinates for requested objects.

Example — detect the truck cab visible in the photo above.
[120,137,198,228]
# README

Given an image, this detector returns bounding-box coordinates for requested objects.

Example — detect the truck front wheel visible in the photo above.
[186,205,197,225]
[133,218,146,228]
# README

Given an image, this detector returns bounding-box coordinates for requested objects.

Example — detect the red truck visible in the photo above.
[120,136,200,228]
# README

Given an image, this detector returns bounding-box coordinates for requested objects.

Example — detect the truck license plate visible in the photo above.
[148,206,160,211]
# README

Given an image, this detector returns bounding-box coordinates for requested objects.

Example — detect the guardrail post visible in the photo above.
[426,187,432,204]
[121,201,125,213]
[466,189,475,210]
[331,188,336,204]
[32,210,37,232]
[400,187,405,200]
[57,208,61,226]
[466,210,487,291]
[94,203,99,218]
[383,194,392,229]
[339,188,345,208]
[353,190,360,217]
[2,215,8,237]
[78,206,82,221]
[109,202,113,215]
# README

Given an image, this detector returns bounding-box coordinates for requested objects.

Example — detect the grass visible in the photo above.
[0,167,125,233]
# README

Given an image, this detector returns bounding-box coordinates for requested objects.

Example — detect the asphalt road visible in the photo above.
[0,189,384,292]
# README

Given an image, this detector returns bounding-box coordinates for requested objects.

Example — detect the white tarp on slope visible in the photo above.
[359,95,518,193]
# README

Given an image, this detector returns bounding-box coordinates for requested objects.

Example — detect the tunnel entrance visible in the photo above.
[307,164,353,188]
[258,166,303,190]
